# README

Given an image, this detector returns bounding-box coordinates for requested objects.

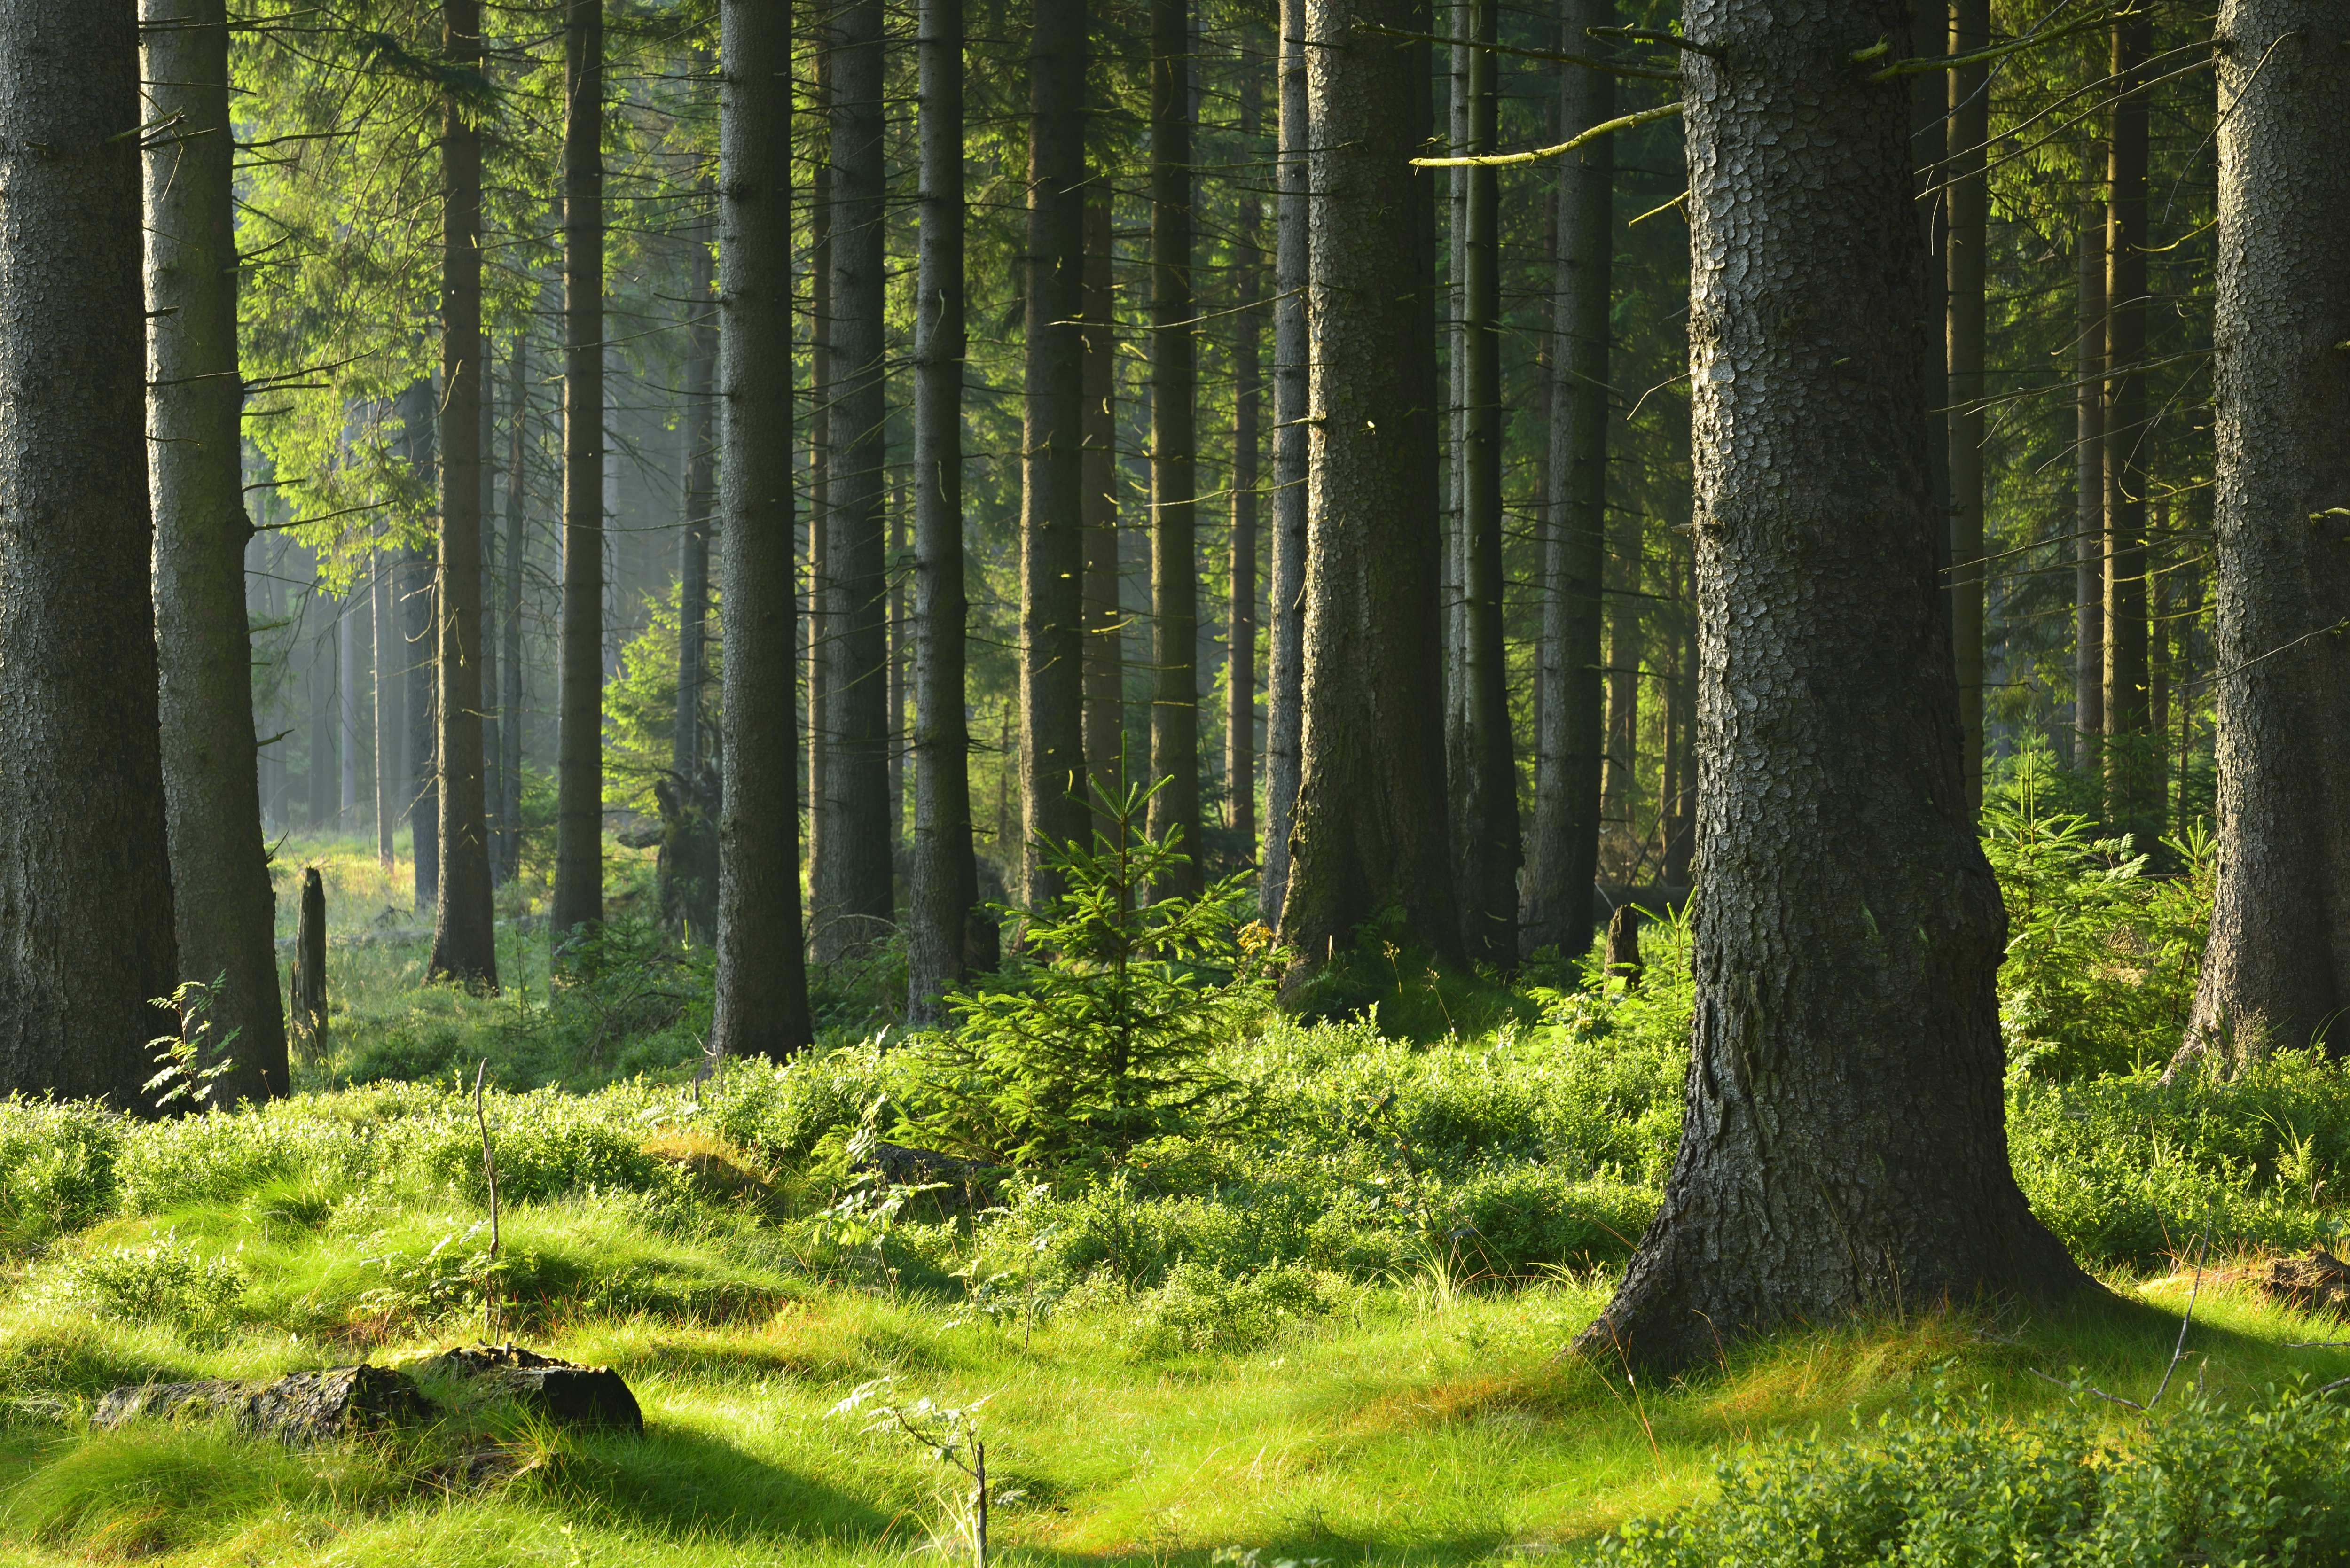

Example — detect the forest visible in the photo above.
[0,0,2347,1560]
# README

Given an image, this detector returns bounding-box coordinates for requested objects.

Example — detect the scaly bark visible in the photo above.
[710,0,815,1059]
[1147,0,1202,895]
[1259,0,1309,924]
[1573,0,2088,1371]
[552,0,605,941]
[1226,57,1263,858]
[143,0,288,1100]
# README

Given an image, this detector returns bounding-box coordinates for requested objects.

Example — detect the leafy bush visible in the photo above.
[422,1089,663,1205]
[55,1235,244,1328]
[1120,1259,1344,1357]
[1596,1381,2350,1566]
[0,1100,123,1251]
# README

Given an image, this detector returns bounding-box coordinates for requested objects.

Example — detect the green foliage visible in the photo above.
[1982,747,2214,1079]
[53,1234,244,1329]
[0,1099,122,1252]
[1597,1381,2350,1567]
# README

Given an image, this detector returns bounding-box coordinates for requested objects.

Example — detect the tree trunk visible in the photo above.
[406,545,439,912]
[908,0,981,1023]
[1081,187,1122,819]
[2103,13,2154,842]
[430,0,498,989]
[1280,0,1458,968]
[1519,0,1611,960]
[1947,0,1987,814]
[1019,0,1088,908]
[1260,0,1309,925]
[1572,0,2088,1372]
[0,0,180,1105]
[552,0,605,941]
[710,0,815,1060]
[309,611,334,828]
[291,867,328,1057]
[806,115,832,928]
[820,0,893,961]
[1452,0,1515,965]
[342,573,362,822]
[1226,60,1262,859]
[143,0,291,1101]
[2172,2,2350,1071]
[1663,548,1696,885]
[667,225,716,935]
[374,548,397,863]
[1146,0,1202,895]
[481,359,501,885]
[2075,193,2105,762]
[501,329,528,882]
[1601,508,1639,876]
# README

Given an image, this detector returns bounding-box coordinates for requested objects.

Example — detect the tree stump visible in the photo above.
[1605,904,1644,991]
[290,867,327,1056]
[93,1365,428,1445]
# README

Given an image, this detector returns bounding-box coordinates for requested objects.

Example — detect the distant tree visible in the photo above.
[552,0,605,942]
[1258,0,1308,926]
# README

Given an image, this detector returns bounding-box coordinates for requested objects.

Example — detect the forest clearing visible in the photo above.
[2,0,2348,1560]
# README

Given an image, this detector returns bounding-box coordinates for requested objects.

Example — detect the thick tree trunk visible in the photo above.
[405,545,439,912]
[908,0,980,1023]
[2172,3,2350,1071]
[430,0,498,989]
[1260,0,1309,925]
[1946,0,1987,814]
[1573,0,2088,1372]
[710,0,815,1060]
[552,0,605,941]
[1146,0,1202,894]
[820,0,893,961]
[0,0,180,1105]
[1281,0,1458,967]
[1226,64,1262,858]
[143,0,290,1102]
[1520,0,1611,960]
[1081,187,1122,818]
[2075,195,2105,762]
[1019,0,1088,908]
[2103,14,2154,842]
[501,332,528,882]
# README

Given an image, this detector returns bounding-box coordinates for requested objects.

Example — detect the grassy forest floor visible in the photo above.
[6,818,2350,1564]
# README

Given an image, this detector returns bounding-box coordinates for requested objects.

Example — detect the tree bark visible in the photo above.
[1226,58,1262,860]
[1019,0,1088,908]
[143,0,289,1101]
[2075,192,2105,762]
[291,867,328,1056]
[430,0,498,990]
[1947,0,1987,814]
[1572,0,2088,1372]
[1520,0,1612,960]
[2103,13,2154,842]
[1281,0,1458,968]
[501,329,528,882]
[820,0,893,961]
[552,0,605,941]
[710,0,815,1060]
[1081,186,1122,819]
[806,104,832,925]
[374,549,397,863]
[2172,4,2350,1070]
[405,549,439,913]
[908,0,981,1023]
[0,0,180,1105]
[1601,504,1639,876]
[481,360,501,885]
[1260,0,1309,925]
[1146,0,1202,895]
[676,234,713,788]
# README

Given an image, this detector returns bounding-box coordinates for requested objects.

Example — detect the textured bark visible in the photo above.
[1146,0,1202,895]
[291,868,328,1054]
[2103,14,2154,840]
[143,0,288,1101]
[430,0,498,990]
[1519,0,1611,960]
[806,117,832,918]
[1601,506,1639,876]
[1452,0,1515,966]
[710,0,814,1060]
[1019,0,1088,907]
[1080,188,1122,816]
[500,333,527,882]
[676,235,713,787]
[1573,0,2088,1372]
[405,545,438,912]
[1946,0,1987,814]
[819,0,893,961]
[2075,197,2105,759]
[1259,0,1308,925]
[1226,64,1262,858]
[908,0,980,1024]
[2172,7,2350,1069]
[480,365,501,884]
[374,556,398,860]
[1281,0,1458,967]
[1910,0,1948,650]
[0,0,179,1104]
[552,0,605,940]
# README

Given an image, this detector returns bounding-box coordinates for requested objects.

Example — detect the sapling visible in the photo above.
[145,974,238,1113]
[831,1379,1013,1568]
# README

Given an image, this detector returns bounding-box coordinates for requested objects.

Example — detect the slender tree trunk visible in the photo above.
[430,0,498,988]
[374,543,397,863]
[2172,1,2350,1071]
[1281,0,1458,967]
[1442,19,1468,812]
[310,611,334,828]
[821,0,893,959]
[0,0,179,1105]
[1147,0,1202,894]
[342,575,362,821]
[1019,0,1088,907]
[711,0,815,1060]
[1574,0,2087,1373]
[2075,191,2105,762]
[1260,0,1309,924]
[1947,0,1987,813]
[406,545,439,911]
[677,235,714,788]
[552,0,605,941]
[909,0,980,1021]
[888,493,905,836]
[807,124,832,928]
[2103,14,2154,843]
[1453,0,1515,964]
[142,0,286,1100]
[1226,58,1263,858]
[501,330,528,881]
[1081,187,1123,817]
[1601,509,1639,876]
[481,359,502,884]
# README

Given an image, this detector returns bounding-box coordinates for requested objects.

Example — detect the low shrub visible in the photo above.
[0,1099,123,1251]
